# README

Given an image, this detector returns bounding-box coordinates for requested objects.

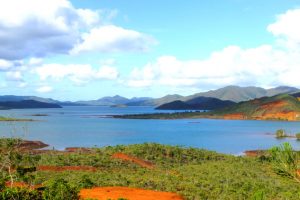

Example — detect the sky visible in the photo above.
[0,0,300,100]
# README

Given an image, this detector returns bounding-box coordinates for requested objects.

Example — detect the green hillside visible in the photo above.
[116,94,300,121]
[214,94,300,120]
[1,140,300,199]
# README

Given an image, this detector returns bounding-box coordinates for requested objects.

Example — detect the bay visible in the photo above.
[0,106,299,154]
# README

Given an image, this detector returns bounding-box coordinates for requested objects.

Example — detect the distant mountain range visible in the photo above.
[156,97,236,110]
[185,86,299,102]
[115,94,300,121]
[0,100,61,109]
[0,86,298,108]
[126,86,299,106]
[76,95,153,106]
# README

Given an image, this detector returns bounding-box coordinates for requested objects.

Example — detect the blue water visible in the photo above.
[0,106,300,154]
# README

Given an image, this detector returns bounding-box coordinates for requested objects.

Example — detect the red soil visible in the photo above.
[18,140,49,150]
[80,187,184,200]
[112,153,155,169]
[260,111,300,121]
[297,170,300,177]
[259,100,287,110]
[37,165,97,172]
[5,181,42,189]
[65,147,93,153]
[223,113,246,120]
[244,150,266,157]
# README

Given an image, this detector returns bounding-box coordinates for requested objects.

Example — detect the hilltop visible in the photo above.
[213,94,300,121]
[156,97,236,110]
[186,86,299,102]
[0,100,62,110]
[126,86,299,106]
[115,94,300,121]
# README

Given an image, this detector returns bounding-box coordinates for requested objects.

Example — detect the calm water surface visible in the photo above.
[0,106,299,154]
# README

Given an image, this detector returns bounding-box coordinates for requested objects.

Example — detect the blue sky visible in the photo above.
[0,0,300,100]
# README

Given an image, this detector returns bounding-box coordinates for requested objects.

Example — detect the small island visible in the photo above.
[0,116,33,121]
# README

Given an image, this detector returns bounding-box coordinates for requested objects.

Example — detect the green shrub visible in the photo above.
[0,187,42,200]
[295,133,300,140]
[42,179,79,200]
[78,175,95,189]
[269,143,299,181]
[275,129,287,138]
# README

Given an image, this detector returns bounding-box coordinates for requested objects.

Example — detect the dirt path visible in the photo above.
[80,187,183,200]
[112,153,155,169]
[5,181,42,189]
[37,165,97,172]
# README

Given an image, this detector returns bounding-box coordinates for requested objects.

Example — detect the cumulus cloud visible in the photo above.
[267,9,300,50]
[128,8,300,89]
[0,59,13,71]
[6,71,23,82]
[35,63,119,85]
[0,0,155,60]
[70,25,157,54]
[36,86,53,93]
[0,0,97,60]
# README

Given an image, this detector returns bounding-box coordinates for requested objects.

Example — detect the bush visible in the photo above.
[0,187,42,200]
[78,175,95,189]
[42,179,79,200]
[269,143,299,181]
[296,133,300,140]
[275,129,287,138]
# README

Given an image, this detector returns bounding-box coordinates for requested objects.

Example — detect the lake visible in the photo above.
[0,106,300,154]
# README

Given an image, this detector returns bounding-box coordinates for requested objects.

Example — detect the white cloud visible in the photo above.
[267,9,300,49]
[35,63,119,85]
[18,82,28,88]
[6,71,23,81]
[36,86,53,93]
[29,58,44,66]
[0,0,100,60]
[0,59,13,70]
[127,8,300,89]
[0,0,153,60]
[70,25,157,54]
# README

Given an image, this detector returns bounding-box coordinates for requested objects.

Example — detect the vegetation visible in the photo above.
[275,129,287,138]
[0,116,33,121]
[115,94,300,121]
[296,133,300,140]
[1,140,300,199]
[0,100,61,110]
[269,143,300,182]
[155,97,235,110]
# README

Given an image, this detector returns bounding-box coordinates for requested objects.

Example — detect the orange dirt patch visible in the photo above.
[112,153,155,169]
[5,181,42,189]
[260,111,300,121]
[37,165,97,172]
[65,147,93,153]
[223,113,246,120]
[80,187,184,200]
[297,169,300,177]
[259,100,287,110]
[244,150,266,157]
